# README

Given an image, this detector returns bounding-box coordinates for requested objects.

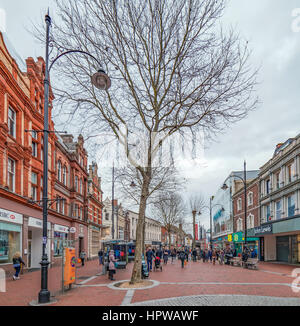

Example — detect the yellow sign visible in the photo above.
[228,234,232,242]
[64,248,76,286]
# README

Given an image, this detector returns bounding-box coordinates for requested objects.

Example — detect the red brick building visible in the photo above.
[0,33,103,273]
[232,177,260,254]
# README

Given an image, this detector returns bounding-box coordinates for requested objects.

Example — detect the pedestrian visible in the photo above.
[163,248,169,265]
[171,248,176,263]
[98,249,104,265]
[179,250,186,268]
[208,249,212,262]
[156,247,163,259]
[80,250,86,266]
[192,248,197,262]
[108,250,118,281]
[12,252,25,280]
[212,250,217,265]
[146,247,154,272]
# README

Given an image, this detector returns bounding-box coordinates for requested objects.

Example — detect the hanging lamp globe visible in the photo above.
[91,69,111,90]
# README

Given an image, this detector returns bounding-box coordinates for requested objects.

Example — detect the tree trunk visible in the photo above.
[130,174,150,284]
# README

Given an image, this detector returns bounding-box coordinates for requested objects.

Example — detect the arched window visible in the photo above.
[57,160,62,182]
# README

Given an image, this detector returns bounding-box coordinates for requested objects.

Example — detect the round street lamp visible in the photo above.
[91,69,111,90]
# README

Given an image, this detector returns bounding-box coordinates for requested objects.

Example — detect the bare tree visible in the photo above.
[152,192,185,249]
[36,0,258,283]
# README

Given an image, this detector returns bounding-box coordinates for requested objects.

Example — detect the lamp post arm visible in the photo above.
[223,174,246,186]
[49,50,103,73]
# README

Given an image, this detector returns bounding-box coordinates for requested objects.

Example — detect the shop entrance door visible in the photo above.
[28,239,32,268]
[276,236,289,263]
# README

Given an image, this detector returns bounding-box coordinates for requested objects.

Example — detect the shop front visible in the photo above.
[0,208,23,266]
[27,217,51,269]
[257,218,300,264]
[53,224,70,258]
[89,225,101,258]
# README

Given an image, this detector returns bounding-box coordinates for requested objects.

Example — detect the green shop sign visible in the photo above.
[232,232,244,242]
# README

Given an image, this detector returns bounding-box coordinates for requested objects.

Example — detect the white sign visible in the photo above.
[28,217,51,230]
[0,208,23,225]
[69,227,76,233]
[54,224,69,234]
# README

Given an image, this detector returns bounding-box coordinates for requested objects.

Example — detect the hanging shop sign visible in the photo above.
[54,224,69,233]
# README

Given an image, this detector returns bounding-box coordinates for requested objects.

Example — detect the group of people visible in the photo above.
[145,247,178,272]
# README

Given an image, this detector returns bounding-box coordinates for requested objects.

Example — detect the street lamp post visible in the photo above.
[221,161,248,249]
[38,11,111,304]
[111,163,136,241]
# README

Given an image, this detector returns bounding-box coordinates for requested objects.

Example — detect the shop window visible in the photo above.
[53,232,68,256]
[8,107,16,138]
[7,158,15,192]
[0,227,21,264]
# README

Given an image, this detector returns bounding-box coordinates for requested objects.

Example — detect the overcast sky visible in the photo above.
[1,0,300,231]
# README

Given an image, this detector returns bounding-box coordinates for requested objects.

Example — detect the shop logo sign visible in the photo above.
[0,268,5,292]
[291,269,300,294]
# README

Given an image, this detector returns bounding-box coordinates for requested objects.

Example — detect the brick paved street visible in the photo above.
[1,258,300,306]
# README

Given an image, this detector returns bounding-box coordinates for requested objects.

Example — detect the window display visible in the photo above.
[0,229,21,264]
[54,231,68,256]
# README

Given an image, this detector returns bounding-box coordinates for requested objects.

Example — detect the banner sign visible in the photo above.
[195,224,199,241]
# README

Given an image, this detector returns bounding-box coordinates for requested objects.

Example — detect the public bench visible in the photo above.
[243,258,259,269]
[230,257,242,267]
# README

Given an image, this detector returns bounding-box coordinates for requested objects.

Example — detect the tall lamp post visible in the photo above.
[37,12,111,305]
[111,162,136,240]
[201,199,224,250]
[221,161,248,250]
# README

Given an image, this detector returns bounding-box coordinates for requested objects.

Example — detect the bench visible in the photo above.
[243,258,259,269]
[230,257,242,267]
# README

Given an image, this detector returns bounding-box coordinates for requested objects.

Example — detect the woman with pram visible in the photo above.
[154,255,162,271]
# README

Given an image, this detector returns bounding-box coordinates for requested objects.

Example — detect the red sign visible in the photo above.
[195,224,199,241]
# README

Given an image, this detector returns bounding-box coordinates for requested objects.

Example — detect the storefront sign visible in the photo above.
[28,217,51,230]
[69,227,76,233]
[254,224,273,236]
[0,208,22,225]
[54,224,69,233]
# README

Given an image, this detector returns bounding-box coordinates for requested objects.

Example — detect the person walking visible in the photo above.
[179,250,186,268]
[192,248,197,262]
[171,248,176,263]
[80,250,86,266]
[163,248,169,265]
[212,249,217,265]
[12,252,25,280]
[208,249,212,263]
[98,249,104,265]
[146,247,154,272]
[108,250,117,280]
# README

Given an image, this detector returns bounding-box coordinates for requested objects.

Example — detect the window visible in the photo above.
[247,192,253,206]
[63,166,67,185]
[275,171,280,190]
[75,176,78,192]
[57,160,62,182]
[31,172,38,201]
[288,194,295,217]
[8,107,16,138]
[266,179,270,195]
[31,131,38,158]
[276,200,282,220]
[237,198,242,211]
[0,229,21,264]
[40,137,44,161]
[7,158,15,192]
[105,212,109,221]
[266,204,271,221]
[247,214,254,229]
[80,179,82,194]
[54,232,68,256]
[287,165,292,183]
